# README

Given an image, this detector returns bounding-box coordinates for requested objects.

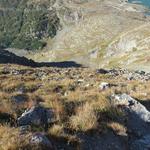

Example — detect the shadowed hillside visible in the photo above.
[0,49,82,68]
[0,49,37,67]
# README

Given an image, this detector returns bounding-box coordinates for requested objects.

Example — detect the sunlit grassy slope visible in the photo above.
[29,0,150,71]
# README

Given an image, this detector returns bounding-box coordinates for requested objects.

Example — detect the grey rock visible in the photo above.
[131,135,150,150]
[11,69,20,75]
[99,82,110,90]
[19,125,31,134]
[35,71,48,80]
[77,79,84,85]
[99,82,117,90]
[11,94,28,104]
[111,94,150,123]
[98,68,150,81]
[135,70,145,75]
[18,105,55,130]
[111,93,150,149]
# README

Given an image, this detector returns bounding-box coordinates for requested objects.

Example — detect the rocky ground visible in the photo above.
[0,64,150,150]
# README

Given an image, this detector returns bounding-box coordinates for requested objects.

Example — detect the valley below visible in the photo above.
[3,0,149,71]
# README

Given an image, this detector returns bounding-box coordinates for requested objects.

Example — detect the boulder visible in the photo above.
[111,93,150,149]
[18,105,55,131]
[111,94,150,123]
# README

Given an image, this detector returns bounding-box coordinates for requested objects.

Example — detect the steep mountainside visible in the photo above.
[0,0,60,50]
[1,1,150,149]
[29,0,150,71]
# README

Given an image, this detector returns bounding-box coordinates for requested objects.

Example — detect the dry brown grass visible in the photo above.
[0,125,20,150]
[0,125,32,150]
[107,122,127,136]
[49,124,64,137]
[70,103,97,131]
[0,64,150,149]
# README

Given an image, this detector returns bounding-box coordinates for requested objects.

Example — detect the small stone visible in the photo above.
[77,79,84,84]
[19,125,31,134]
[30,133,53,149]
[99,82,110,90]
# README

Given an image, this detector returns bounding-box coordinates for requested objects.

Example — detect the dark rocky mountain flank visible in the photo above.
[0,49,82,68]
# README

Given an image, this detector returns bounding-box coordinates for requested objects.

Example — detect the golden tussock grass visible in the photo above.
[107,122,127,136]
[0,64,150,149]
[70,103,97,131]
[0,125,31,150]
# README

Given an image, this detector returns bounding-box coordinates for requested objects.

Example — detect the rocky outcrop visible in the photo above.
[97,68,150,81]
[111,93,150,123]
[111,93,150,150]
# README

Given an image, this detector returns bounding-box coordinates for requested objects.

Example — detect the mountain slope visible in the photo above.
[1,0,150,71]
[24,0,149,71]
[0,0,60,50]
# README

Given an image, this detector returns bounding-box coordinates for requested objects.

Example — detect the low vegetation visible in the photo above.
[0,64,150,149]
